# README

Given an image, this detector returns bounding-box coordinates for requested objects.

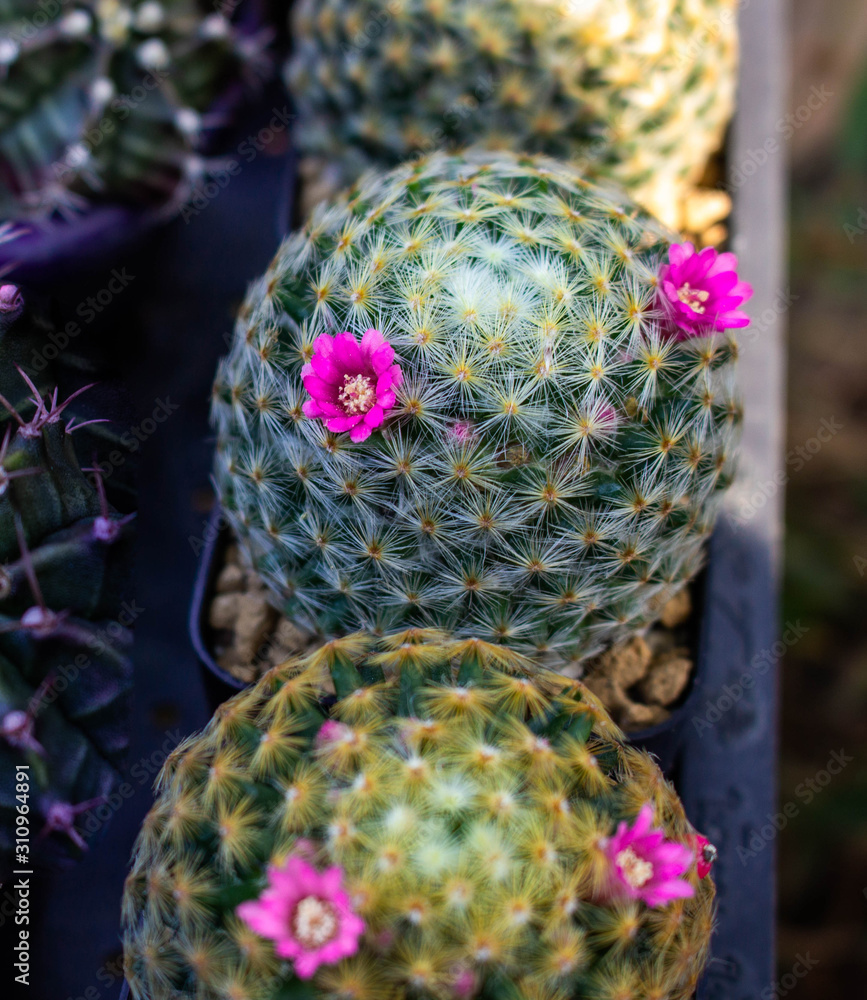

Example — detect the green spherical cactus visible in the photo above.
[0,0,271,219]
[122,630,716,1000]
[0,354,135,876]
[212,150,745,666]
[286,0,738,222]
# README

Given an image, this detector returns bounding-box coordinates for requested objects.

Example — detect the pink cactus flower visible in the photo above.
[237,855,364,979]
[600,804,695,907]
[694,833,718,880]
[302,328,402,442]
[658,242,752,340]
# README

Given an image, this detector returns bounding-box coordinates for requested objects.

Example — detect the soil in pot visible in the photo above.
[206,537,698,732]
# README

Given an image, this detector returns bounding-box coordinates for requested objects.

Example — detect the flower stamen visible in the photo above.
[338,374,375,415]
[291,896,339,949]
[615,847,654,889]
[676,282,710,314]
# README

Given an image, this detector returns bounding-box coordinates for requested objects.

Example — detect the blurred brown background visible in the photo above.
[779,0,867,994]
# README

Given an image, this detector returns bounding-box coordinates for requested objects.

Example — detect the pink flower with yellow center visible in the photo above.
[659,242,752,340]
[301,328,402,442]
[237,855,364,978]
[600,804,695,907]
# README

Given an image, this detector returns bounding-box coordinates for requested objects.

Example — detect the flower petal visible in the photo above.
[642,880,695,907]
[349,423,373,442]
[303,373,340,404]
[370,341,396,373]
[363,404,386,429]
[706,251,739,276]
[333,331,364,369]
[236,900,287,938]
[669,242,693,267]
[310,352,342,383]
[361,327,386,353]
[631,804,655,838]
[326,414,363,432]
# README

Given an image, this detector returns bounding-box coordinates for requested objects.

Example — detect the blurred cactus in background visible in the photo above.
[286,0,739,225]
[123,630,716,1000]
[0,0,272,221]
[212,150,749,668]
[0,286,135,876]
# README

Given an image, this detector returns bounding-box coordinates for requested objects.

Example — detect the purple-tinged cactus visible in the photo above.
[0,371,135,876]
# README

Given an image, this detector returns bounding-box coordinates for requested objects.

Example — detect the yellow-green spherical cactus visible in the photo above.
[123,631,716,1000]
[286,0,739,224]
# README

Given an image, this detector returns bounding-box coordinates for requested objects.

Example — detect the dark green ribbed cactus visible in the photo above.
[212,149,744,669]
[0,0,271,219]
[0,294,135,875]
[122,630,716,1000]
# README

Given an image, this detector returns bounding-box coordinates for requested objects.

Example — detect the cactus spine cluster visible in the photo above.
[0,293,135,875]
[286,0,739,223]
[212,150,739,667]
[123,630,715,1000]
[0,0,271,220]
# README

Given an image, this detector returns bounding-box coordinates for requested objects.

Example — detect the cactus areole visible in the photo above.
[212,150,749,666]
[123,631,717,1000]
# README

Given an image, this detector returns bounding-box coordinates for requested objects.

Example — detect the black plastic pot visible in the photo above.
[0,205,161,286]
[189,507,249,709]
